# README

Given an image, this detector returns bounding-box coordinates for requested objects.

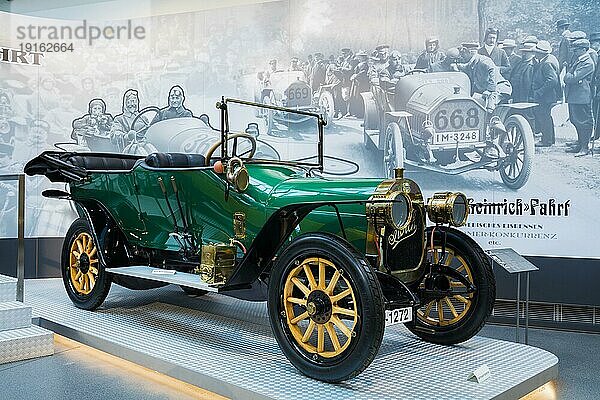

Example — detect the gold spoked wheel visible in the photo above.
[417,247,474,327]
[283,257,358,358]
[69,232,99,295]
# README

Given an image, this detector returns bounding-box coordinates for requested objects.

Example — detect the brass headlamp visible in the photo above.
[366,190,412,230]
[427,192,469,226]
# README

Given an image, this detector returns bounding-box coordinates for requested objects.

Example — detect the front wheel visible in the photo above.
[499,114,534,189]
[268,232,384,383]
[318,91,335,122]
[61,218,112,310]
[382,122,404,177]
[405,227,495,345]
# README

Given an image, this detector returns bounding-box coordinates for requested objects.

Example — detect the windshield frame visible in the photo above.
[219,97,326,172]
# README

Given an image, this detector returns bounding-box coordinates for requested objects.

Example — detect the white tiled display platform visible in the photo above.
[25,278,557,400]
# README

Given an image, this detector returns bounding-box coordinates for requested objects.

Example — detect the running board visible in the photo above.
[106,266,219,293]
[403,159,498,175]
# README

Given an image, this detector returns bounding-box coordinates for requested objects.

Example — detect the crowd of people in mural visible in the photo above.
[1,10,599,237]
[264,19,600,156]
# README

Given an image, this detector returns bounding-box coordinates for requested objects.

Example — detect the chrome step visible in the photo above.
[106,266,219,292]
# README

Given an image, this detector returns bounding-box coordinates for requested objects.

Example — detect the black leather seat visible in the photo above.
[144,153,206,168]
[67,155,139,171]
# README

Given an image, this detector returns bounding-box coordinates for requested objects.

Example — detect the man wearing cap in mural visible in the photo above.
[531,41,560,147]
[289,57,302,72]
[71,98,113,145]
[415,36,445,70]
[310,52,327,93]
[458,42,511,112]
[590,33,600,140]
[500,39,521,79]
[565,31,586,64]
[383,50,405,80]
[111,89,150,151]
[564,38,594,156]
[479,29,509,75]
[428,47,460,72]
[348,50,370,117]
[369,44,391,80]
[150,85,193,125]
[567,31,596,67]
[556,19,571,73]
[510,41,537,103]
[268,59,282,74]
[478,28,511,79]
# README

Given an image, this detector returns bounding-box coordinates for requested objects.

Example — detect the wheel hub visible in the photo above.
[78,253,90,274]
[306,290,332,324]
[424,273,450,291]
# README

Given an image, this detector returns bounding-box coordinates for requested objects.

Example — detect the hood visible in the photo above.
[394,72,472,111]
[267,176,382,210]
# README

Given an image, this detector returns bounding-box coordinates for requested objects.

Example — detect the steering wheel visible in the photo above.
[204,133,257,166]
[404,69,427,75]
[130,106,160,137]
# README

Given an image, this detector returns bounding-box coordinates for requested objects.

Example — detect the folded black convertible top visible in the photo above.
[25,151,143,182]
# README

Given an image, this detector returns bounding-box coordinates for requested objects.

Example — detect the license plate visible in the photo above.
[385,307,413,327]
[434,130,479,144]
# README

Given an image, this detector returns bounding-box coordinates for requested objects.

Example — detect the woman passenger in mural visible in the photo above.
[71,98,113,147]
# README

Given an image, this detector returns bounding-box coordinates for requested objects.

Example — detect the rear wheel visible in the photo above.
[405,227,495,345]
[268,232,384,382]
[61,218,111,310]
[499,114,534,189]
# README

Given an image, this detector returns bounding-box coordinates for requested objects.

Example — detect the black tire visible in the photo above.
[179,286,208,297]
[499,114,534,189]
[268,232,384,383]
[61,218,111,310]
[405,227,495,345]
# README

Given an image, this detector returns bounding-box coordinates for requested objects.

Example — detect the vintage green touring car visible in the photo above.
[25,98,495,382]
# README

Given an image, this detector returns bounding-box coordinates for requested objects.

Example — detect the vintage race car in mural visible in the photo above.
[248,70,334,135]
[25,98,495,383]
[362,71,536,189]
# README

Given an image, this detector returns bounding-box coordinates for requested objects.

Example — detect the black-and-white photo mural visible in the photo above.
[1,0,599,258]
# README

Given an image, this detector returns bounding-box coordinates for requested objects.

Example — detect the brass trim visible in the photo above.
[233,212,246,239]
[426,192,469,227]
[366,176,426,280]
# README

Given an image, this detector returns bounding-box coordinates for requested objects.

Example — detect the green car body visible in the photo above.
[25,98,495,383]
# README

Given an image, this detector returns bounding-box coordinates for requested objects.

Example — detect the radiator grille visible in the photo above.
[383,205,425,271]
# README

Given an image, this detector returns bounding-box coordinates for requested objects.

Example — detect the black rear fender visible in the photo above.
[75,200,132,268]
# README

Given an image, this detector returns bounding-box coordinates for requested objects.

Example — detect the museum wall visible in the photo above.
[0,0,598,305]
